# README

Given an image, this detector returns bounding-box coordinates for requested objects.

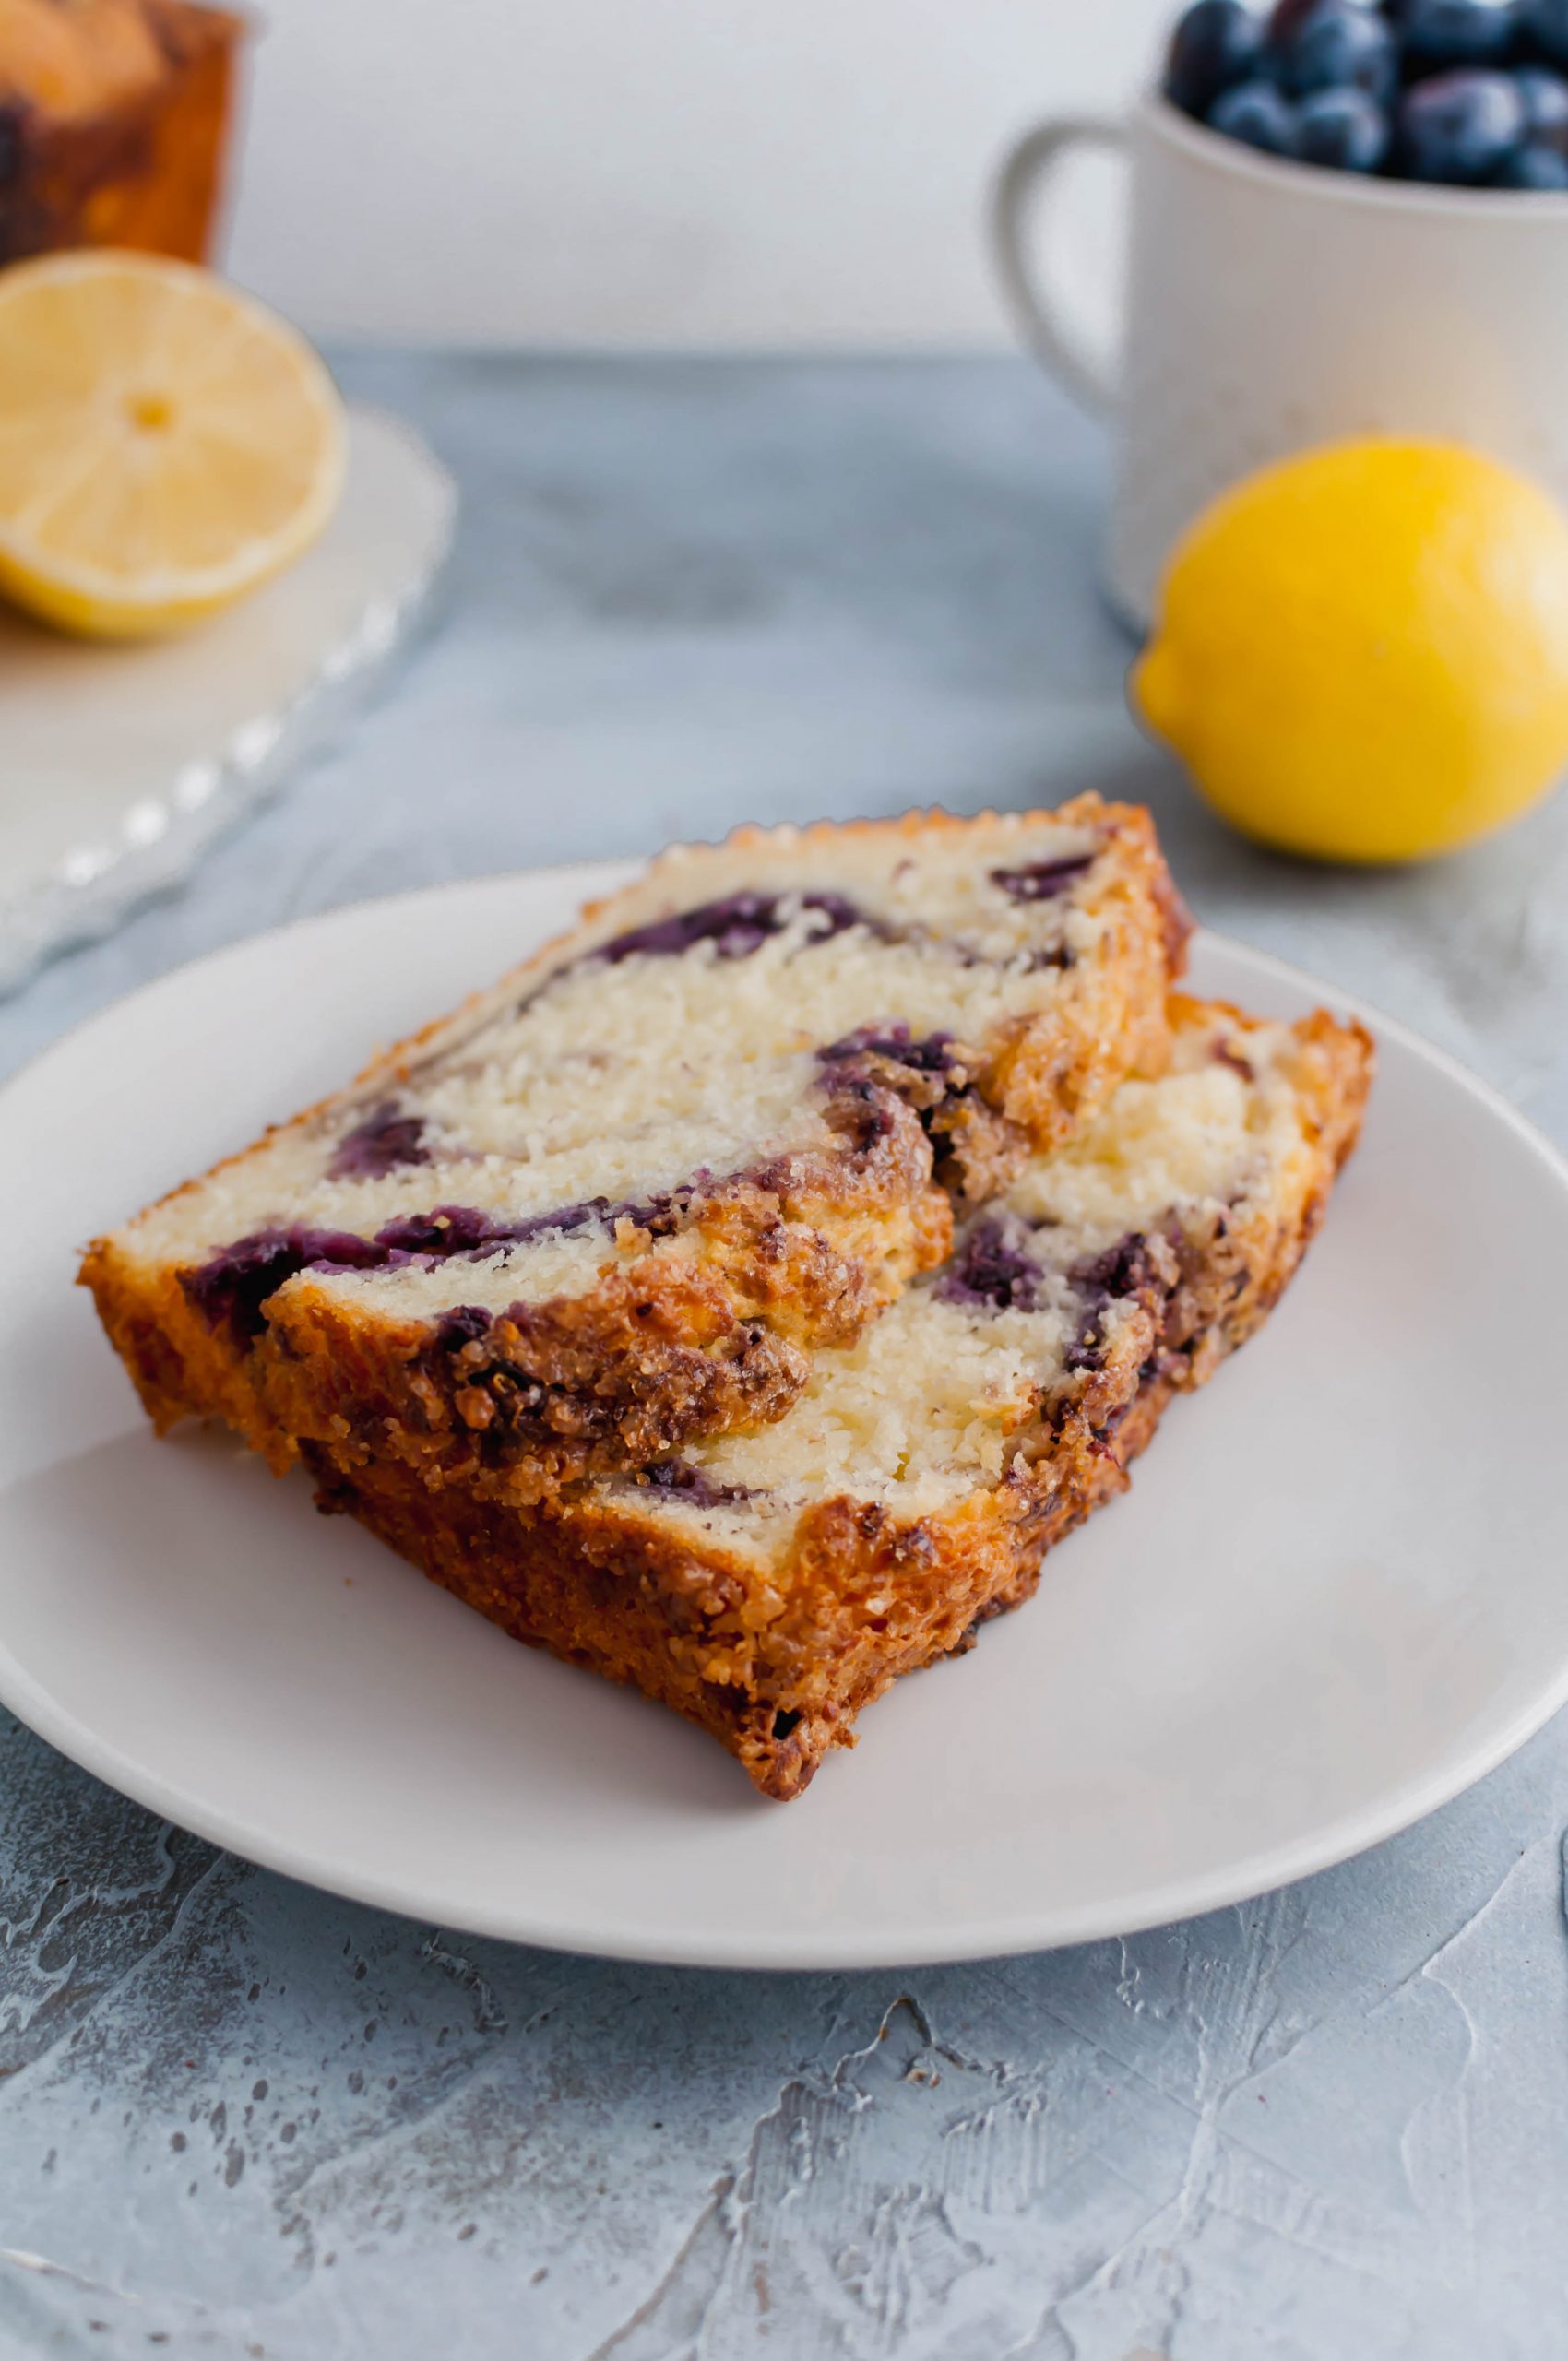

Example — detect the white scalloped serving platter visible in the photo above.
[0,405,456,995]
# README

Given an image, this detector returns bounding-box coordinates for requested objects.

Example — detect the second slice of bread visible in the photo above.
[311,996,1374,1797]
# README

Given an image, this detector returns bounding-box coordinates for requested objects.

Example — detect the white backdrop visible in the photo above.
[224,0,1169,345]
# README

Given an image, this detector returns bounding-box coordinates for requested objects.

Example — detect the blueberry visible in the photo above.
[1165,0,1267,116]
[1269,0,1378,34]
[1400,0,1518,65]
[1523,0,1568,60]
[1295,84,1393,161]
[1514,62,1568,142]
[1493,135,1568,171]
[1397,66,1527,175]
[1281,0,1398,98]
[1208,77,1301,149]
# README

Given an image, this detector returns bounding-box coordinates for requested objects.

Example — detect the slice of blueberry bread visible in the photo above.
[83,798,1189,1501]
[309,996,1373,1798]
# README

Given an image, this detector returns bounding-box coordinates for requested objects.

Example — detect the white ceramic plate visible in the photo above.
[3,867,1566,1970]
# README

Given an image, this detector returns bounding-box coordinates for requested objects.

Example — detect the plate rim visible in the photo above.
[4,864,1568,1971]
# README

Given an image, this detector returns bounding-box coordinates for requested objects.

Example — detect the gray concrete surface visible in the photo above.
[3,356,1566,2361]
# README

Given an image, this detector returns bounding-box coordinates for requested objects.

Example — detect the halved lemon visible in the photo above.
[0,250,345,639]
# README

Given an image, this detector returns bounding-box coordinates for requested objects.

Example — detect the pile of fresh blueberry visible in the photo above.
[1165,0,1568,186]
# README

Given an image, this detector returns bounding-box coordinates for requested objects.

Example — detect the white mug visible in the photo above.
[992,92,1568,631]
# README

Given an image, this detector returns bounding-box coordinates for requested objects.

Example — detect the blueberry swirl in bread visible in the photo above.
[84,798,1189,1501]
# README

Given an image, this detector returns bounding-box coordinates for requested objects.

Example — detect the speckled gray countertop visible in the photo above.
[3,356,1567,2361]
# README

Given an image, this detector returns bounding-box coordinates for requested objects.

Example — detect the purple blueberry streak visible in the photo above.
[181,1225,398,1344]
[187,1184,712,1348]
[594,889,876,966]
[820,1026,965,1079]
[936,1214,1043,1313]
[638,1460,757,1507]
[1063,1232,1158,1375]
[434,1306,493,1353]
[327,1102,430,1182]
[991,853,1095,901]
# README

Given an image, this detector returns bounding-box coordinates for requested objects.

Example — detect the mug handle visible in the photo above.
[990,115,1128,416]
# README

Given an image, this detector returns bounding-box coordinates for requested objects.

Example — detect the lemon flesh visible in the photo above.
[0,250,345,639]
[1133,438,1568,865]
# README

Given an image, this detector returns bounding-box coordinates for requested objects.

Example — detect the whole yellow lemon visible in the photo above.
[1132,438,1568,864]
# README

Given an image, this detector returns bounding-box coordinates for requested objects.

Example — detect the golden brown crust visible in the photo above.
[306,1410,1134,1801]
[81,1229,272,1452]
[305,1008,1373,1800]
[308,1371,1170,1802]
[270,1243,815,1506]
[980,797,1188,1147]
